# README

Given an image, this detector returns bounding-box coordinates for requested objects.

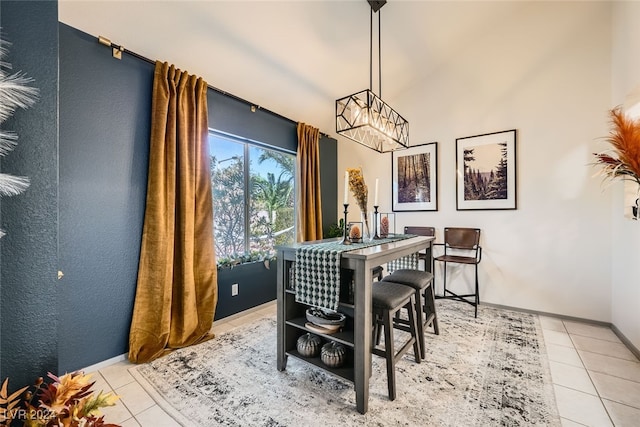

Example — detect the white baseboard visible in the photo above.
[81,353,128,373]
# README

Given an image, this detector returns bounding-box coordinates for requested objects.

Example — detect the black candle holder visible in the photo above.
[373,205,381,239]
[340,203,352,245]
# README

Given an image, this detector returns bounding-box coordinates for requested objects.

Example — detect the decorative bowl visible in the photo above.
[306,308,346,327]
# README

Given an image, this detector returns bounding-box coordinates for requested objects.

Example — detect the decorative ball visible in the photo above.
[350,225,361,239]
[297,333,322,358]
[380,217,389,237]
[321,341,346,368]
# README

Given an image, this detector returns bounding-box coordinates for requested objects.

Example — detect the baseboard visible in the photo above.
[213,300,276,325]
[482,302,640,359]
[611,324,640,360]
[81,353,128,373]
[482,302,611,327]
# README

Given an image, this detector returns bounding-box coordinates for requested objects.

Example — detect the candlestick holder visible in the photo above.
[373,206,381,239]
[340,204,351,245]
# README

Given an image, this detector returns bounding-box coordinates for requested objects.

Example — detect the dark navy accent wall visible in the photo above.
[58,23,152,372]
[319,134,338,235]
[0,1,59,387]
[1,15,338,374]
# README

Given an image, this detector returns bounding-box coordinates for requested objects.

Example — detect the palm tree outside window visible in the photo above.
[209,131,296,267]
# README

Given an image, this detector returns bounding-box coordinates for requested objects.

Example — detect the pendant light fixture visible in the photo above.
[336,0,409,153]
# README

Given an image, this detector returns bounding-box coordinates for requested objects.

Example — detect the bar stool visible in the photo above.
[381,269,439,359]
[371,281,421,400]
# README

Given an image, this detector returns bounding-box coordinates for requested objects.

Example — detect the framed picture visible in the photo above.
[456,129,517,210]
[392,142,438,212]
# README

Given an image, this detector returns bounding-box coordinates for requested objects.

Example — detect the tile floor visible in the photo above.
[540,315,640,426]
[90,303,640,426]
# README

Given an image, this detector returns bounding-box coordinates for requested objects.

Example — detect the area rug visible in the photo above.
[129,300,560,426]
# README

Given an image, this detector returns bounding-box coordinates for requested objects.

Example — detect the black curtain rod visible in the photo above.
[97,35,329,138]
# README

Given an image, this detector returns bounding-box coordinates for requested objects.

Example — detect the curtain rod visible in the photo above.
[97,35,329,138]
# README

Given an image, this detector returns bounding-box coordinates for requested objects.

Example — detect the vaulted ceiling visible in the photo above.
[59,0,532,134]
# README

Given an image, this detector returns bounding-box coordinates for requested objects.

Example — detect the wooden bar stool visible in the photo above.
[371,281,421,400]
[381,269,439,359]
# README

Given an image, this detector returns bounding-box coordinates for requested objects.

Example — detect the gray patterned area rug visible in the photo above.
[130,300,560,426]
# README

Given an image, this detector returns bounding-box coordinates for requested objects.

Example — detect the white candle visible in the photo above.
[343,171,349,204]
[374,178,379,206]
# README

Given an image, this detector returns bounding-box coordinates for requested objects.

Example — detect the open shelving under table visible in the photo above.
[276,235,434,414]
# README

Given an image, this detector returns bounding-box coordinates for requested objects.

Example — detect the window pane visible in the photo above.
[210,135,245,259]
[249,146,296,255]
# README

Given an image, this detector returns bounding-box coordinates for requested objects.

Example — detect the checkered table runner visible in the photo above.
[294,234,416,311]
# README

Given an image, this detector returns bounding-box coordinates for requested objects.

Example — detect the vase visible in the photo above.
[360,211,372,242]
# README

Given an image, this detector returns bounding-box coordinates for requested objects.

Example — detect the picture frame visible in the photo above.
[455,129,517,210]
[392,142,438,212]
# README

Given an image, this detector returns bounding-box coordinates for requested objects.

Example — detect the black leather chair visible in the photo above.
[434,227,482,317]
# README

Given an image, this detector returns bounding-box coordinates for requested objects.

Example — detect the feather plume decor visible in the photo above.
[0,33,39,238]
[593,107,640,187]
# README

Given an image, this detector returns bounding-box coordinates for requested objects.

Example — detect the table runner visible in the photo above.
[294,235,415,311]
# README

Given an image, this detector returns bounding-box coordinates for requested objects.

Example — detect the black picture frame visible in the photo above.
[455,129,517,210]
[392,142,438,212]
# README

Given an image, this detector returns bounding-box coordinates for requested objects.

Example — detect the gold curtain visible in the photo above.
[129,61,217,363]
[296,123,323,242]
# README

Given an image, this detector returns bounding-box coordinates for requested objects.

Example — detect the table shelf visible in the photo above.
[285,349,354,383]
[285,317,354,349]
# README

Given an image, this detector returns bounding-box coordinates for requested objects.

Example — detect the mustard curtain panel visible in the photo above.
[296,123,323,242]
[129,61,217,363]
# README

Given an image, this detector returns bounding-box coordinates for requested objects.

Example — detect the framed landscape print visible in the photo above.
[456,129,517,210]
[392,142,438,211]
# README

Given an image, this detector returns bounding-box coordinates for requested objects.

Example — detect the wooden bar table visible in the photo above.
[276,235,434,414]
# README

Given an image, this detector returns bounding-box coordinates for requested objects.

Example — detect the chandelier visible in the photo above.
[336,0,409,153]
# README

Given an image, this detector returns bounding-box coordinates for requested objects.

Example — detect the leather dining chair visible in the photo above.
[433,227,482,317]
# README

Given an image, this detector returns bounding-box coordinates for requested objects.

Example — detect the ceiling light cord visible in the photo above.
[369,7,383,98]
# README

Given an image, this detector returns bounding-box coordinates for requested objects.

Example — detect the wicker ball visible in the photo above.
[321,341,346,368]
[297,333,322,357]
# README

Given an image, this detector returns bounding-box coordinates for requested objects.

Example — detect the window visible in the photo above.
[209,131,296,264]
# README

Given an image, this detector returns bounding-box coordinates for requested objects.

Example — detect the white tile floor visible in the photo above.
[539,316,640,426]
[90,304,640,426]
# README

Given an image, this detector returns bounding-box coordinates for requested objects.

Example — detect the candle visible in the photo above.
[343,171,349,204]
[374,178,379,206]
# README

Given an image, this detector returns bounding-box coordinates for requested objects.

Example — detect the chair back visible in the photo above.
[404,226,435,237]
[444,227,480,251]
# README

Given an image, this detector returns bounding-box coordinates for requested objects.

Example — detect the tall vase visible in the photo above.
[360,211,372,242]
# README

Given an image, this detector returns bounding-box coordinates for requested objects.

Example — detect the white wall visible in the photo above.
[610,1,640,350]
[340,1,613,321]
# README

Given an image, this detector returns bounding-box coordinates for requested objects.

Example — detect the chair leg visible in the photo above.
[443,261,448,296]
[406,296,421,364]
[413,290,426,360]
[474,264,479,318]
[383,309,396,401]
[424,284,439,335]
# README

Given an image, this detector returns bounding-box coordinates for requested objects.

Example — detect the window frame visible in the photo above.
[209,128,296,261]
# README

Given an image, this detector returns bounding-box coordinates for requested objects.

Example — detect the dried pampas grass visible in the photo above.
[593,106,640,186]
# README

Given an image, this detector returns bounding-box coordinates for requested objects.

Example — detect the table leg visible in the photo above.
[353,261,372,414]
[276,250,288,371]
